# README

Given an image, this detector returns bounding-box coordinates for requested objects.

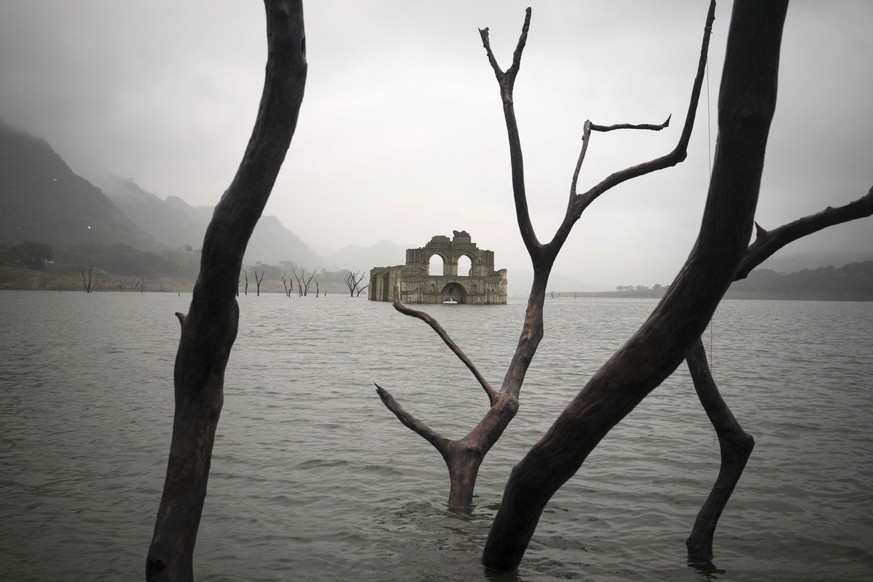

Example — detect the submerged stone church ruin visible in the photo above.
[369,230,507,304]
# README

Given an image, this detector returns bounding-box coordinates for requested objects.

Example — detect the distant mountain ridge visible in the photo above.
[0,120,153,249]
[728,261,873,301]
[101,176,323,267]
[0,120,322,267]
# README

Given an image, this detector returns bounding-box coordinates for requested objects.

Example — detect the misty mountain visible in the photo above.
[0,117,322,267]
[101,176,322,267]
[0,121,153,249]
[319,239,408,273]
[507,270,596,296]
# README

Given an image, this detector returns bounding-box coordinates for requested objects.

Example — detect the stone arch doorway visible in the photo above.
[429,253,445,276]
[457,254,473,276]
[440,282,467,304]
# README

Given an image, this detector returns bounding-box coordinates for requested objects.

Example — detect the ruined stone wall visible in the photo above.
[369,231,507,304]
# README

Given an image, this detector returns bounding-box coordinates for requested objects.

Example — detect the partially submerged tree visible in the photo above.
[281,270,293,297]
[376,2,716,510]
[146,2,307,580]
[76,261,95,293]
[344,269,368,297]
[379,0,871,572]
[253,269,265,296]
[291,265,316,296]
[684,187,873,564]
[480,0,788,571]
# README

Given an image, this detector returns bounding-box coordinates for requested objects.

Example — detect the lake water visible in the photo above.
[1,291,871,581]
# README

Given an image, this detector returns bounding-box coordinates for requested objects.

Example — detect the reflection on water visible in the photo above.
[1,291,872,581]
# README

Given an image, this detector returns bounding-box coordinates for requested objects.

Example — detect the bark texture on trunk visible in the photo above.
[482,0,788,571]
[146,2,306,581]
[686,185,873,563]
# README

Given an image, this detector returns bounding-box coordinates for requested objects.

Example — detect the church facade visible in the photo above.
[369,231,507,304]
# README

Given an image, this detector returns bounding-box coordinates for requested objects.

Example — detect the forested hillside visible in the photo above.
[728,261,873,301]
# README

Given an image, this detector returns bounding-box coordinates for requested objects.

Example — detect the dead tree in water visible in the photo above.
[254,269,265,296]
[146,2,307,580]
[685,187,873,565]
[281,271,293,297]
[76,261,95,293]
[376,2,716,511]
[480,0,788,571]
[344,270,368,297]
[291,265,315,296]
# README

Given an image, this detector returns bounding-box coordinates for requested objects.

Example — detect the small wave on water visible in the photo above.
[1,293,872,581]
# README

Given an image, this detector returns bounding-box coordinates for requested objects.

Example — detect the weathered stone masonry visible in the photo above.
[369,231,508,304]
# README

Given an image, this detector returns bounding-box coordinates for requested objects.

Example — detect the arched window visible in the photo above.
[457,255,472,276]
[429,254,444,276]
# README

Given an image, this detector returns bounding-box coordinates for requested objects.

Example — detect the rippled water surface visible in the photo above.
[1,291,872,581]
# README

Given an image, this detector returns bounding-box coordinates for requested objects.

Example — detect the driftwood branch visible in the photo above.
[146,2,307,580]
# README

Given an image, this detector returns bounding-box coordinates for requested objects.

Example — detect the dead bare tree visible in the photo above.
[244,270,249,295]
[684,187,873,564]
[376,2,715,511]
[254,269,265,296]
[481,0,788,571]
[76,261,95,293]
[344,270,368,297]
[291,265,315,296]
[146,2,307,580]
[281,271,293,297]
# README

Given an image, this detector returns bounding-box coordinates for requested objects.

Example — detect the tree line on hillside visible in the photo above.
[0,237,372,295]
[728,261,873,300]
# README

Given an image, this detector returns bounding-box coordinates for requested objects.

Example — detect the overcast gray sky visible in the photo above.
[1,1,871,289]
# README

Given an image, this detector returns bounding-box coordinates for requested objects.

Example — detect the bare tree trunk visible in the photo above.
[685,186,873,564]
[684,337,754,563]
[77,261,95,293]
[146,2,306,580]
[482,0,787,571]
[254,269,264,296]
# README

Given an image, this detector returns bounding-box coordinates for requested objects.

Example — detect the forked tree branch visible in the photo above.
[570,116,673,200]
[565,0,717,231]
[479,8,539,258]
